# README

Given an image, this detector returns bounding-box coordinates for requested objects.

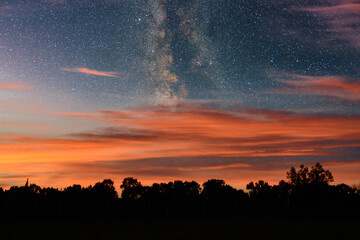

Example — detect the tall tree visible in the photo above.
[286,163,333,186]
[92,179,118,199]
[120,177,144,200]
[308,162,334,185]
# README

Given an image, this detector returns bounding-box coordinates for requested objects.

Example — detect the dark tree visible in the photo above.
[308,162,334,185]
[64,184,84,197]
[120,177,144,200]
[184,181,201,198]
[6,180,41,197]
[287,164,309,186]
[334,183,354,196]
[1,163,359,220]
[286,162,333,187]
[246,180,271,195]
[28,183,42,194]
[92,179,118,199]
[201,179,226,201]
[202,179,237,202]
[40,187,60,198]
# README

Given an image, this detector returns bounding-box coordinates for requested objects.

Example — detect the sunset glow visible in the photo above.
[1,0,359,190]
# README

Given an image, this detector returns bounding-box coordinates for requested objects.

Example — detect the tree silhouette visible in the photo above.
[1,162,359,220]
[28,183,41,194]
[184,181,201,199]
[64,184,85,198]
[286,162,333,187]
[120,177,144,200]
[91,179,118,199]
[202,179,237,202]
[287,164,309,186]
[41,187,60,198]
[201,179,226,201]
[246,180,271,195]
[308,162,334,185]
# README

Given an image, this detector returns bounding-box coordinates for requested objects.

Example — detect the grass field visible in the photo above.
[1,218,359,240]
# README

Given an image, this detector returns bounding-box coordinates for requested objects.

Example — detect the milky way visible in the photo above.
[1,0,359,109]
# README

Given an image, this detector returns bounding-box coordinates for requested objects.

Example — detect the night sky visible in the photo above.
[1,0,359,189]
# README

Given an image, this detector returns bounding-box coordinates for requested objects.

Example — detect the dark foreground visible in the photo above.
[1,218,359,240]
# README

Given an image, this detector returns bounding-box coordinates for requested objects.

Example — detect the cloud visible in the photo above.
[298,0,360,48]
[0,5,13,14]
[0,83,32,91]
[62,67,121,78]
[305,2,360,14]
[1,104,360,188]
[267,74,360,102]
[62,104,360,161]
[0,1,70,17]
[0,174,30,179]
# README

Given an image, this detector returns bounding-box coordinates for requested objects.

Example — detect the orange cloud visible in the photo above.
[0,83,32,91]
[62,67,121,78]
[1,104,359,189]
[268,74,360,102]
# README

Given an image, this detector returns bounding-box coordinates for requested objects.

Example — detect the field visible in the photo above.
[1,218,359,240]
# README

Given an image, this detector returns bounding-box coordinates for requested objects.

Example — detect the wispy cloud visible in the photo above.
[298,0,360,48]
[268,74,360,102]
[0,3,61,17]
[1,104,359,188]
[0,83,32,91]
[62,67,121,78]
[0,5,13,13]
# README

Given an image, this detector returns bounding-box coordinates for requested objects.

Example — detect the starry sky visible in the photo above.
[1,0,359,189]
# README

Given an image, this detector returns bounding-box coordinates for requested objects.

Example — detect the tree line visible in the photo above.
[0,163,359,220]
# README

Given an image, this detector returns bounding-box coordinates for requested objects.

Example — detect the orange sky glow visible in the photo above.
[1,104,359,191]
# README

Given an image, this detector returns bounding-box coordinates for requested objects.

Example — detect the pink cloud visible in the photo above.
[62,67,121,78]
[0,83,32,91]
[0,6,13,14]
[299,0,360,48]
[268,74,360,102]
[305,2,360,14]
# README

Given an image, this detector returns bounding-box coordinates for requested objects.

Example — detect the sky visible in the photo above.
[0,0,359,190]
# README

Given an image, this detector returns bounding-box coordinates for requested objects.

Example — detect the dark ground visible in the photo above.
[0,218,359,240]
